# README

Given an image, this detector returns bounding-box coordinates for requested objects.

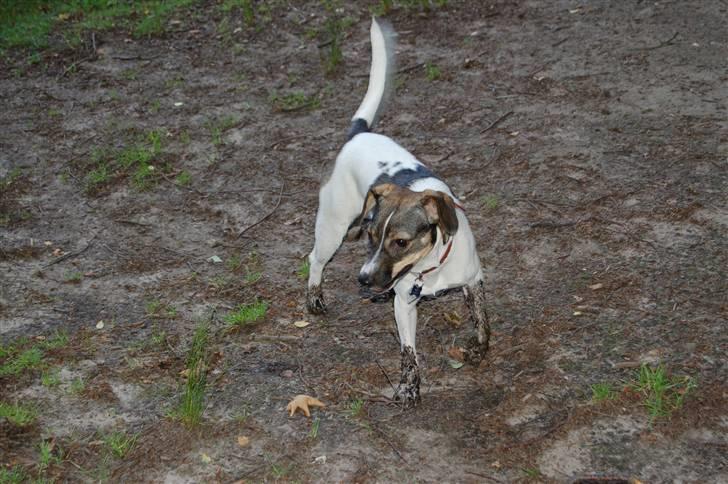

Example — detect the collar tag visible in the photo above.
[408,276,423,303]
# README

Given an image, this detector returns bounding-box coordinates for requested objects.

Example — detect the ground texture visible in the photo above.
[1,1,727,482]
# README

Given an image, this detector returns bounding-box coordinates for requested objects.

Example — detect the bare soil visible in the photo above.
[1,1,727,482]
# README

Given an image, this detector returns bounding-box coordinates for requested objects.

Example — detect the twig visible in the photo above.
[376,360,397,393]
[480,111,513,134]
[371,424,407,463]
[637,31,679,51]
[552,37,569,48]
[43,233,97,267]
[58,55,95,79]
[237,182,285,238]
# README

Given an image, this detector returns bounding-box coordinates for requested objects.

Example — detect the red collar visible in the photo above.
[418,238,454,277]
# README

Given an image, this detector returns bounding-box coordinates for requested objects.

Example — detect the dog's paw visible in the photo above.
[462,335,489,366]
[306,286,326,314]
[393,383,421,408]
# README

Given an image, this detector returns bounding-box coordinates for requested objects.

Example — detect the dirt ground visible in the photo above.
[1,1,727,482]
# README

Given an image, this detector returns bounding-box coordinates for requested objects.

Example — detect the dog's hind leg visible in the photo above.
[462,279,491,364]
[392,294,421,407]
[306,183,359,314]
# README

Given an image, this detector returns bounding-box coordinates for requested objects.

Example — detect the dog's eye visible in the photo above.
[394,239,408,248]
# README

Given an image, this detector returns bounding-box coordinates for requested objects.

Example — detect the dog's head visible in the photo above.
[357,183,459,293]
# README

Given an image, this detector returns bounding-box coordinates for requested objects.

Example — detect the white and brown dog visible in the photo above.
[306,18,490,406]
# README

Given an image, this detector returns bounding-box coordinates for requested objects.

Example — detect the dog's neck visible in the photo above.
[413,228,454,277]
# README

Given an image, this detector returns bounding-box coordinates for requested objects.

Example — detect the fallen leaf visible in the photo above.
[286,394,325,418]
[237,436,250,447]
[491,460,502,469]
[588,283,604,290]
[443,311,462,327]
[293,320,310,328]
[573,311,582,316]
[200,452,211,464]
[95,320,105,329]
[448,359,464,369]
[180,368,190,378]
[208,255,223,263]
[53,248,63,256]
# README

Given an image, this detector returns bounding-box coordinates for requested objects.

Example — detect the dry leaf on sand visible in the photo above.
[286,394,325,417]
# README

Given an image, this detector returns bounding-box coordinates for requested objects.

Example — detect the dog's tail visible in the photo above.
[347,18,397,141]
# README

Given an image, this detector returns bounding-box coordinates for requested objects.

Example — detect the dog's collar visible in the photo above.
[408,238,454,302]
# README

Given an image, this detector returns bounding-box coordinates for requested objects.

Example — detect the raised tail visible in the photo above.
[347,18,397,141]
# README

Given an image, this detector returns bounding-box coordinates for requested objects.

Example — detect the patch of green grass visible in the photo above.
[522,467,541,479]
[0,465,28,484]
[590,382,616,402]
[269,91,320,112]
[174,322,209,426]
[348,398,364,418]
[134,0,197,37]
[37,440,61,474]
[481,194,499,211]
[145,300,177,319]
[224,301,268,327]
[630,364,696,421]
[308,417,320,439]
[0,401,37,426]
[64,270,82,283]
[206,115,239,146]
[226,254,242,272]
[175,170,191,186]
[103,430,138,458]
[41,368,61,387]
[0,347,44,376]
[221,0,255,26]
[69,376,86,394]
[297,258,310,280]
[40,331,68,350]
[371,0,447,15]
[425,62,441,81]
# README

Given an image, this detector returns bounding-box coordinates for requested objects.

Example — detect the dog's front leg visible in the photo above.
[393,294,420,407]
[462,279,491,364]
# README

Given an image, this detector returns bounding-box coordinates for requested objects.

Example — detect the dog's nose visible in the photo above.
[358,272,372,286]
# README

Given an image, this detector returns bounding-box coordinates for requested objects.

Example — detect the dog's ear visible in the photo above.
[421,190,459,242]
[347,183,397,241]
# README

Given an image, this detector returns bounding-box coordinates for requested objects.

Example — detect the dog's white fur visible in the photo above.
[307,18,484,365]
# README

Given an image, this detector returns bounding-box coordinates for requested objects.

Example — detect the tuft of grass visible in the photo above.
[145,300,177,319]
[174,322,209,426]
[308,417,320,439]
[64,270,82,283]
[37,440,61,474]
[297,258,310,280]
[481,194,499,211]
[224,301,268,327]
[0,347,44,376]
[425,62,441,81]
[40,330,69,350]
[103,431,139,458]
[0,401,37,426]
[348,398,364,418]
[206,115,238,146]
[41,368,61,388]
[629,364,696,421]
[226,254,242,272]
[69,377,86,394]
[269,91,320,112]
[590,382,616,402]
[522,467,541,479]
[0,466,28,484]
[175,170,191,186]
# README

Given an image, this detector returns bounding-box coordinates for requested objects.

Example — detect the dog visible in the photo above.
[305,18,490,407]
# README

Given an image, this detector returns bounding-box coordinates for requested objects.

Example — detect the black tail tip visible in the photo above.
[347,118,370,141]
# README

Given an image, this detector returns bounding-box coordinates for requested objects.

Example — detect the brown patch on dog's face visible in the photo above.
[357,184,458,291]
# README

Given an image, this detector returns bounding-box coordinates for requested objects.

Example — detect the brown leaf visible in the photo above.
[286,394,326,418]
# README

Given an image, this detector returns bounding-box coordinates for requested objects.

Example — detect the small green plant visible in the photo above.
[630,364,696,421]
[69,377,86,394]
[226,254,243,272]
[0,347,44,376]
[0,465,28,484]
[206,115,239,146]
[425,62,441,81]
[38,440,61,474]
[41,368,61,388]
[243,270,262,284]
[308,417,320,439]
[224,301,269,327]
[175,322,209,426]
[297,258,310,280]
[146,300,177,319]
[103,431,139,458]
[269,91,320,112]
[270,462,289,479]
[0,401,37,426]
[175,170,191,186]
[590,382,616,402]
[522,467,541,479]
[41,331,68,350]
[348,398,364,418]
[64,271,82,283]
[481,194,499,211]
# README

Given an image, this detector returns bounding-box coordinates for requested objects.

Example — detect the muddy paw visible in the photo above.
[306,286,326,314]
[393,384,421,408]
[463,335,489,365]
